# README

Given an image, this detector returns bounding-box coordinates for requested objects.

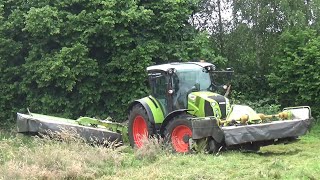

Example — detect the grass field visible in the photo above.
[0,124,319,179]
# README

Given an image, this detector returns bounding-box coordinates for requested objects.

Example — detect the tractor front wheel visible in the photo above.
[128,104,154,148]
[164,115,193,153]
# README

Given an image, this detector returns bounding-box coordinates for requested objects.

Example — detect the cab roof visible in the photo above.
[147,62,214,72]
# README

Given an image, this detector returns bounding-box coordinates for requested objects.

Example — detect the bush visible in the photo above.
[0,0,218,123]
[268,29,320,118]
[231,91,281,114]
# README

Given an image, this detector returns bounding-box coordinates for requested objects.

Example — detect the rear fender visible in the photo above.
[128,96,165,125]
[128,100,154,124]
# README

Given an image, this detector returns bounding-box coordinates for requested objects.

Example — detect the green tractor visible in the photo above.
[127,62,312,153]
[16,62,312,153]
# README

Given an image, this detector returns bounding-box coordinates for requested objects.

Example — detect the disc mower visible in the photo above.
[17,62,313,153]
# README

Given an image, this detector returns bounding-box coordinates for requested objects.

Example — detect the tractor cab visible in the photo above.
[147,62,231,116]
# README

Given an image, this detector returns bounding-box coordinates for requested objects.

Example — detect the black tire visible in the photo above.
[128,104,155,148]
[163,114,193,153]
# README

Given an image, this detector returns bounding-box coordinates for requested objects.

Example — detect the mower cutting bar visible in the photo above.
[222,118,312,146]
[191,106,312,146]
[17,113,123,143]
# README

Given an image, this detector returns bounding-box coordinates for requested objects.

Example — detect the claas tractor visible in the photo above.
[16,62,313,153]
[127,62,313,153]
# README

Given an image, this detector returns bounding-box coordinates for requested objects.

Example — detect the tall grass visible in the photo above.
[0,129,128,179]
[0,123,319,179]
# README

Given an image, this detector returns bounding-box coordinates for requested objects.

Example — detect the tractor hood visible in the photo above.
[188,91,231,119]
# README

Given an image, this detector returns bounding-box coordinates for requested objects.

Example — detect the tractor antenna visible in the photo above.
[224,85,231,97]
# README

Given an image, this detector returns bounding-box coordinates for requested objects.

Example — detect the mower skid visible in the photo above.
[222,118,312,146]
[17,113,123,143]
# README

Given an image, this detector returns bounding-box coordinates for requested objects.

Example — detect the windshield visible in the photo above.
[174,67,211,92]
[173,65,212,109]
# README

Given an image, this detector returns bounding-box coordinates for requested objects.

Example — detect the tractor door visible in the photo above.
[149,72,171,116]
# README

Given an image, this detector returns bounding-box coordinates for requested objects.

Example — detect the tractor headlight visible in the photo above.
[211,101,217,107]
[188,94,196,102]
[214,109,220,118]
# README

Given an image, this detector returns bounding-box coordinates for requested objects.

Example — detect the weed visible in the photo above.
[134,136,164,162]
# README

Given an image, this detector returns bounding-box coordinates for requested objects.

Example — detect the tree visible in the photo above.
[0,0,218,123]
[269,29,320,116]
[191,0,320,107]
[192,0,232,56]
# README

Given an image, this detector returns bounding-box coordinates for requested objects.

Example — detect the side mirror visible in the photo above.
[226,68,233,80]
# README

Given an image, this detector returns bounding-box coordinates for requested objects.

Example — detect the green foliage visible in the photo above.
[196,0,320,108]
[24,6,61,37]
[0,0,217,123]
[224,23,274,100]
[269,29,320,117]
[2,0,319,123]
[231,91,281,115]
[224,0,314,101]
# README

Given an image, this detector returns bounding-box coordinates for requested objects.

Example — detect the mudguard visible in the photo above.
[128,96,165,125]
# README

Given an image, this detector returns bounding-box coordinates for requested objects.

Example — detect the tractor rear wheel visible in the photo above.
[164,114,193,153]
[128,104,154,148]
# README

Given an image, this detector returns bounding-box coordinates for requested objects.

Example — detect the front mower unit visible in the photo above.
[188,106,312,146]
[224,106,312,145]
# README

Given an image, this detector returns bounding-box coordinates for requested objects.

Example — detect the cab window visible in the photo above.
[149,73,168,114]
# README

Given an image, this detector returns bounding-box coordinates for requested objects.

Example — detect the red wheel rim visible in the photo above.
[133,115,148,148]
[171,125,192,152]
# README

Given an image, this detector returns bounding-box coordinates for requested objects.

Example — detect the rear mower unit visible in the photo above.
[17,113,127,144]
[17,62,313,153]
